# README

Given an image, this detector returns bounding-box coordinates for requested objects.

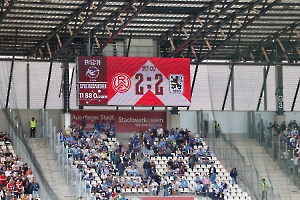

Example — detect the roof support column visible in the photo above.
[275,65,284,115]
[62,62,70,113]
[274,65,286,125]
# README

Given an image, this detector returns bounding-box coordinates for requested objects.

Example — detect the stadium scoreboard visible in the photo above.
[77,56,191,106]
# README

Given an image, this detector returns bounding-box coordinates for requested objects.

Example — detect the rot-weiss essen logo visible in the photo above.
[112,73,132,93]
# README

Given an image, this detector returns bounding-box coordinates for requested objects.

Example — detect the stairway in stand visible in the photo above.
[27,138,74,200]
[232,139,300,200]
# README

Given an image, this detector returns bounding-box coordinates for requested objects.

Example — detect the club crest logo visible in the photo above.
[86,66,100,79]
[112,73,132,93]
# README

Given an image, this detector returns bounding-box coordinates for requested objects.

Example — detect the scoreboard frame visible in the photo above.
[77,56,191,107]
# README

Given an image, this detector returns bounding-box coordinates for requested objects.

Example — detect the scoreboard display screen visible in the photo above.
[77,56,191,106]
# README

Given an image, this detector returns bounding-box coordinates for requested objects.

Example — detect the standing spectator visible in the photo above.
[143,159,151,178]
[0,173,6,189]
[29,117,40,138]
[291,154,299,177]
[157,126,164,141]
[261,179,268,200]
[151,180,158,196]
[204,120,209,138]
[32,180,40,200]
[203,174,211,197]
[280,121,287,132]
[94,120,101,132]
[162,178,169,196]
[214,121,220,138]
[152,122,158,138]
[65,125,73,138]
[103,120,109,132]
[6,179,14,197]
[81,117,86,128]
[15,179,22,199]
[230,168,238,186]
[110,120,116,137]
[118,161,125,176]
[209,164,217,183]
[258,119,265,141]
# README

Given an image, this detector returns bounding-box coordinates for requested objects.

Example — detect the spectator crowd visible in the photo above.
[0,131,40,200]
[62,119,235,200]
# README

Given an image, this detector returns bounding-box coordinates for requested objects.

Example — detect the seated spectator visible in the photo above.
[195,181,203,195]
[181,177,188,188]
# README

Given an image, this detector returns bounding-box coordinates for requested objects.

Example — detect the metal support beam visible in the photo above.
[91,1,135,35]
[69,67,75,98]
[63,62,70,113]
[240,22,300,61]
[268,40,300,64]
[256,65,270,111]
[126,32,132,57]
[26,61,30,109]
[51,0,108,60]
[31,0,96,55]
[222,64,234,110]
[0,0,16,23]
[169,0,238,56]
[187,64,199,110]
[159,0,222,42]
[190,64,199,97]
[196,0,278,64]
[43,62,53,109]
[291,78,300,111]
[231,65,235,110]
[95,0,152,54]
[5,29,18,109]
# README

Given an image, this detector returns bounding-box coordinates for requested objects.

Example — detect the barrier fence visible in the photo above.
[6,108,59,200]
[198,110,282,200]
[253,112,300,191]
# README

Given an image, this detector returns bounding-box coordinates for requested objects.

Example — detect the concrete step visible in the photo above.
[231,139,300,199]
[27,138,74,200]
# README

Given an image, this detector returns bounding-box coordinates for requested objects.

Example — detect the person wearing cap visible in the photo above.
[261,179,268,200]
[29,117,40,138]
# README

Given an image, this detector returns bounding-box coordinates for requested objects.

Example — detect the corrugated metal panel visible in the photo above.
[234,65,264,110]
[283,66,300,111]
[9,62,27,109]
[205,65,231,110]
[189,64,211,110]
[29,62,50,109]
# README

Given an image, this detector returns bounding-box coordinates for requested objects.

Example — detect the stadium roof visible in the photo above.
[1,0,300,64]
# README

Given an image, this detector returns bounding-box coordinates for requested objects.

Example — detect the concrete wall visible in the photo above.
[3,109,300,136]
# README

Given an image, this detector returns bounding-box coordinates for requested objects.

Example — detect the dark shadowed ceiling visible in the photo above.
[0,0,299,64]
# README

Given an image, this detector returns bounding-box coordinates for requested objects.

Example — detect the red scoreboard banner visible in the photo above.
[71,110,167,133]
[78,57,108,105]
[77,56,191,106]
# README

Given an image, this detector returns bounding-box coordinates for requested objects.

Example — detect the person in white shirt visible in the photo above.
[151,181,159,196]
[291,155,299,176]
